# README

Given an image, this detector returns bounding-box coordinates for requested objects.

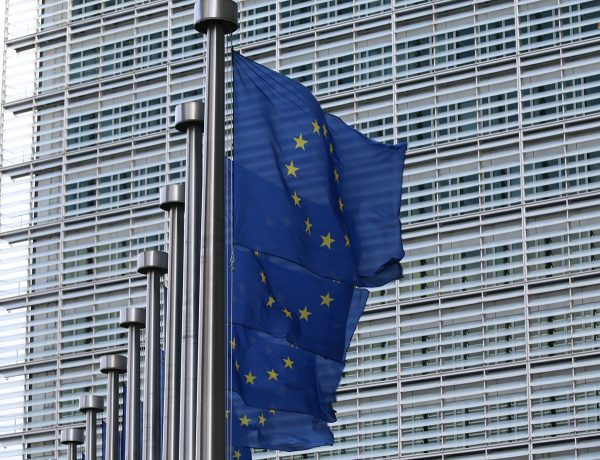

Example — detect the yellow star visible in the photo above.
[269,409,276,415]
[266,295,275,308]
[293,133,308,150]
[298,306,312,321]
[233,450,241,460]
[304,217,312,234]
[338,197,344,213]
[320,292,334,307]
[239,414,251,427]
[283,356,294,369]
[282,307,293,319]
[312,120,321,135]
[329,143,334,154]
[285,160,299,177]
[226,409,231,419]
[235,360,240,372]
[291,191,301,207]
[260,271,266,284]
[245,371,257,385]
[267,369,279,381]
[320,232,335,250]
[258,414,266,426]
[230,338,237,350]
[323,125,328,138]
[254,249,260,257]
[345,234,351,247]
[333,168,340,183]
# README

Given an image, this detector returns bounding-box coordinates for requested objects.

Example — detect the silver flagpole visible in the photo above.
[159,184,185,460]
[120,307,146,460]
[175,101,204,460]
[79,395,103,460]
[137,250,168,460]
[100,354,127,460]
[194,1,238,458]
[60,428,84,460]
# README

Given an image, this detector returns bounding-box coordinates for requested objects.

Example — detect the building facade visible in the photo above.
[2,0,600,459]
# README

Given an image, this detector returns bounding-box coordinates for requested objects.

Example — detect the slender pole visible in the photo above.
[67,444,76,460]
[194,1,238,458]
[120,307,145,460]
[175,102,204,460]
[107,373,119,459]
[79,395,103,460]
[100,355,127,460]
[159,185,185,460]
[85,412,95,457]
[137,251,168,460]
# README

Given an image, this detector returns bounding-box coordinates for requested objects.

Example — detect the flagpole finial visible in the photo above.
[160,184,185,210]
[99,354,127,374]
[175,102,205,132]
[119,307,146,328]
[137,250,168,275]
[194,0,238,34]
[60,428,85,445]
[79,395,104,413]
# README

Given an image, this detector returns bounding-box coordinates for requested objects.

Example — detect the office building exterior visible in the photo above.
[2,0,600,458]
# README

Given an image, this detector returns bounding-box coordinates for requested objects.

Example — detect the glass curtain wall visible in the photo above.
[2,0,600,458]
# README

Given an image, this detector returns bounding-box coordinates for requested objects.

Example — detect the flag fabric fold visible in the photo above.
[231,245,368,362]
[228,50,406,456]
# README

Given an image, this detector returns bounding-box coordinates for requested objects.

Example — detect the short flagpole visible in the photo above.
[193,1,238,458]
[119,307,146,460]
[79,395,104,460]
[100,354,127,460]
[159,184,185,460]
[137,251,168,460]
[174,101,204,460]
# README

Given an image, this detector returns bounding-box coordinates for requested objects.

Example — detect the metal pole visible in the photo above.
[159,184,185,460]
[120,307,146,460]
[60,428,84,460]
[175,101,204,460]
[137,251,168,460]
[79,395,104,460]
[194,2,238,459]
[100,355,127,460]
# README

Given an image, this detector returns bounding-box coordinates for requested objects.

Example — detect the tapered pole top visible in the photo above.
[137,250,168,275]
[60,428,85,445]
[194,0,238,34]
[119,307,146,328]
[175,102,205,132]
[160,184,185,211]
[79,395,104,413]
[100,354,127,374]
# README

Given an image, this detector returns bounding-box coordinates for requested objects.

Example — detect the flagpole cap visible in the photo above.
[137,250,168,275]
[99,354,127,374]
[119,307,146,328]
[194,0,238,34]
[79,395,104,413]
[60,428,85,445]
[174,102,204,132]
[160,184,185,210]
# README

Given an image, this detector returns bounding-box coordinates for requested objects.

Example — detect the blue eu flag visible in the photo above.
[233,51,406,287]
[228,51,406,455]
